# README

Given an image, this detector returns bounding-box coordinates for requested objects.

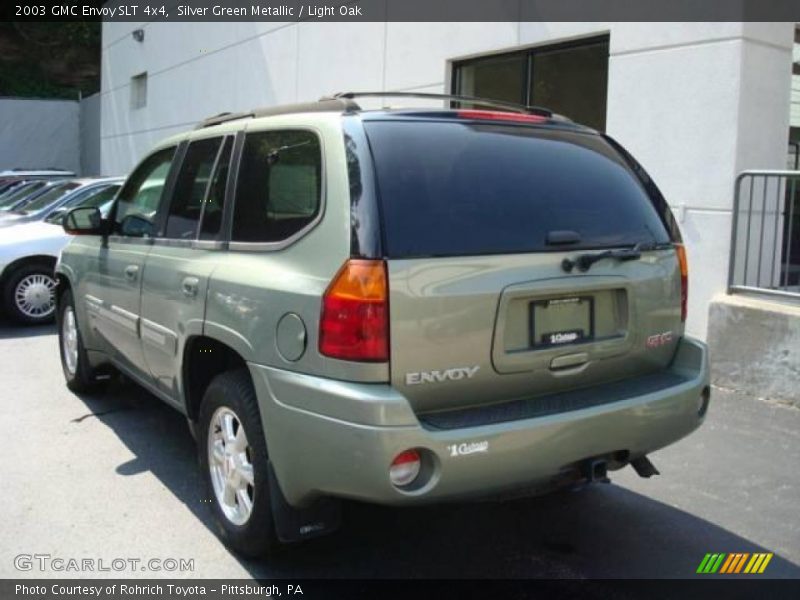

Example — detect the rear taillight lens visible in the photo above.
[675,244,689,322]
[319,259,389,362]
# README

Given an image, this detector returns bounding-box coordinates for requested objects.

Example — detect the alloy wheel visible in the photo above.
[61,306,79,376]
[207,406,255,526]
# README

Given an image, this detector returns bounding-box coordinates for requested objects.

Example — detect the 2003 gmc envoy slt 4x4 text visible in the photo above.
[54,92,710,556]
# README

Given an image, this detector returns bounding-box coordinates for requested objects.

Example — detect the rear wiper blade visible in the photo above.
[562,242,673,273]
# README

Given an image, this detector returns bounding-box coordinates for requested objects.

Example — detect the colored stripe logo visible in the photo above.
[697,552,773,574]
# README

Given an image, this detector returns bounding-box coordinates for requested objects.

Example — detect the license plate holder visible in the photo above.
[530,296,595,348]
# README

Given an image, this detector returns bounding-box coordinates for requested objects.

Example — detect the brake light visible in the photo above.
[456,109,548,124]
[319,259,389,362]
[675,244,689,322]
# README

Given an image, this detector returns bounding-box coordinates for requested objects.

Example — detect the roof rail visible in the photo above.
[330,91,554,118]
[195,98,361,129]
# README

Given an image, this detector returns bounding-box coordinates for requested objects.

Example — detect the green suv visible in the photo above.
[56,93,710,556]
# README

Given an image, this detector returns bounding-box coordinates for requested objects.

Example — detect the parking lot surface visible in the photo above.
[2,320,799,579]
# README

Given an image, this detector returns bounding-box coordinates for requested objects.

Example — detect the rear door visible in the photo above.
[363,118,683,415]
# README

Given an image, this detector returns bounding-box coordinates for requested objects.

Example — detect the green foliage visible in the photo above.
[0,22,100,99]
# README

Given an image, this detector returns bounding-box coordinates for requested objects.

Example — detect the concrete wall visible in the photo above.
[99,22,796,339]
[79,93,102,176]
[0,95,102,176]
[0,97,80,173]
[708,294,800,405]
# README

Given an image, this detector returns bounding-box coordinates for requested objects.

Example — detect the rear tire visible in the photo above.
[198,369,278,557]
[3,262,57,325]
[58,289,99,393]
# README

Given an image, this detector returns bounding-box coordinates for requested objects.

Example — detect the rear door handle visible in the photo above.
[182,276,199,297]
[124,265,139,282]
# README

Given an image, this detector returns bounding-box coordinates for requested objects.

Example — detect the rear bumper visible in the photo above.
[250,336,709,507]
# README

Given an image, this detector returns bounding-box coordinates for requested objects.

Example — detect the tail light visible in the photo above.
[675,244,689,322]
[319,259,389,362]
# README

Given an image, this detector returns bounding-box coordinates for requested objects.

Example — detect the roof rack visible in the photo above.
[194,93,565,130]
[195,98,361,129]
[330,91,554,118]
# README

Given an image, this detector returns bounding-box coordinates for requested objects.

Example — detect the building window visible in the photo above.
[453,36,609,131]
[130,72,147,109]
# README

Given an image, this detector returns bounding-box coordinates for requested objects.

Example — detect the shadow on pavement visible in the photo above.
[0,318,56,339]
[70,380,800,580]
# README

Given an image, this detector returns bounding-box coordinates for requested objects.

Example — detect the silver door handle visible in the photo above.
[182,277,199,297]
[124,265,139,282]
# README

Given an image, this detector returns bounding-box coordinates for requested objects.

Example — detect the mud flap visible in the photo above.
[630,455,660,478]
[268,462,341,543]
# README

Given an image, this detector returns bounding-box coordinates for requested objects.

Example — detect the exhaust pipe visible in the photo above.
[631,455,660,478]
[581,459,609,483]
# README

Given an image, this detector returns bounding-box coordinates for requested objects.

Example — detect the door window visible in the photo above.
[115,147,176,237]
[164,137,223,240]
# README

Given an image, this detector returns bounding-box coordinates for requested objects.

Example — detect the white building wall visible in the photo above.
[99,21,795,339]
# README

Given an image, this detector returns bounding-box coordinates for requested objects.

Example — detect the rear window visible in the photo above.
[364,121,673,258]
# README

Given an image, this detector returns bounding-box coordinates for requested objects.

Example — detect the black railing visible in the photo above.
[728,170,800,299]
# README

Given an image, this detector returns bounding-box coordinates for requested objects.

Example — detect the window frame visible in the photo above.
[452,34,610,130]
[157,135,232,244]
[145,133,236,250]
[227,125,327,253]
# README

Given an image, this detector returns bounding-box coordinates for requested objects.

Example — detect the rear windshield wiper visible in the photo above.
[562,242,673,273]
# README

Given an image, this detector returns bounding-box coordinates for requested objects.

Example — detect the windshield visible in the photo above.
[0,182,47,209]
[0,181,22,195]
[20,182,81,214]
[363,120,673,258]
[44,185,121,224]
[76,184,121,208]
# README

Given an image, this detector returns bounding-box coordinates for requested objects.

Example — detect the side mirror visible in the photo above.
[63,206,105,235]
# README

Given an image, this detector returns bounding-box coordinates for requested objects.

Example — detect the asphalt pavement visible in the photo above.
[2,320,799,579]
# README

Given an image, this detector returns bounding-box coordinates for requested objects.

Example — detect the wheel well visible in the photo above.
[183,336,248,422]
[0,255,57,288]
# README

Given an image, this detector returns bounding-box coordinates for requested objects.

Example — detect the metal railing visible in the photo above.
[728,170,800,300]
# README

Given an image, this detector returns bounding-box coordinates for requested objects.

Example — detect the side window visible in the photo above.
[164,137,222,239]
[231,130,322,243]
[198,137,233,240]
[115,147,176,237]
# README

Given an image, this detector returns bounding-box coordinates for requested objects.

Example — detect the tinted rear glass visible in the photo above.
[364,121,672,258]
